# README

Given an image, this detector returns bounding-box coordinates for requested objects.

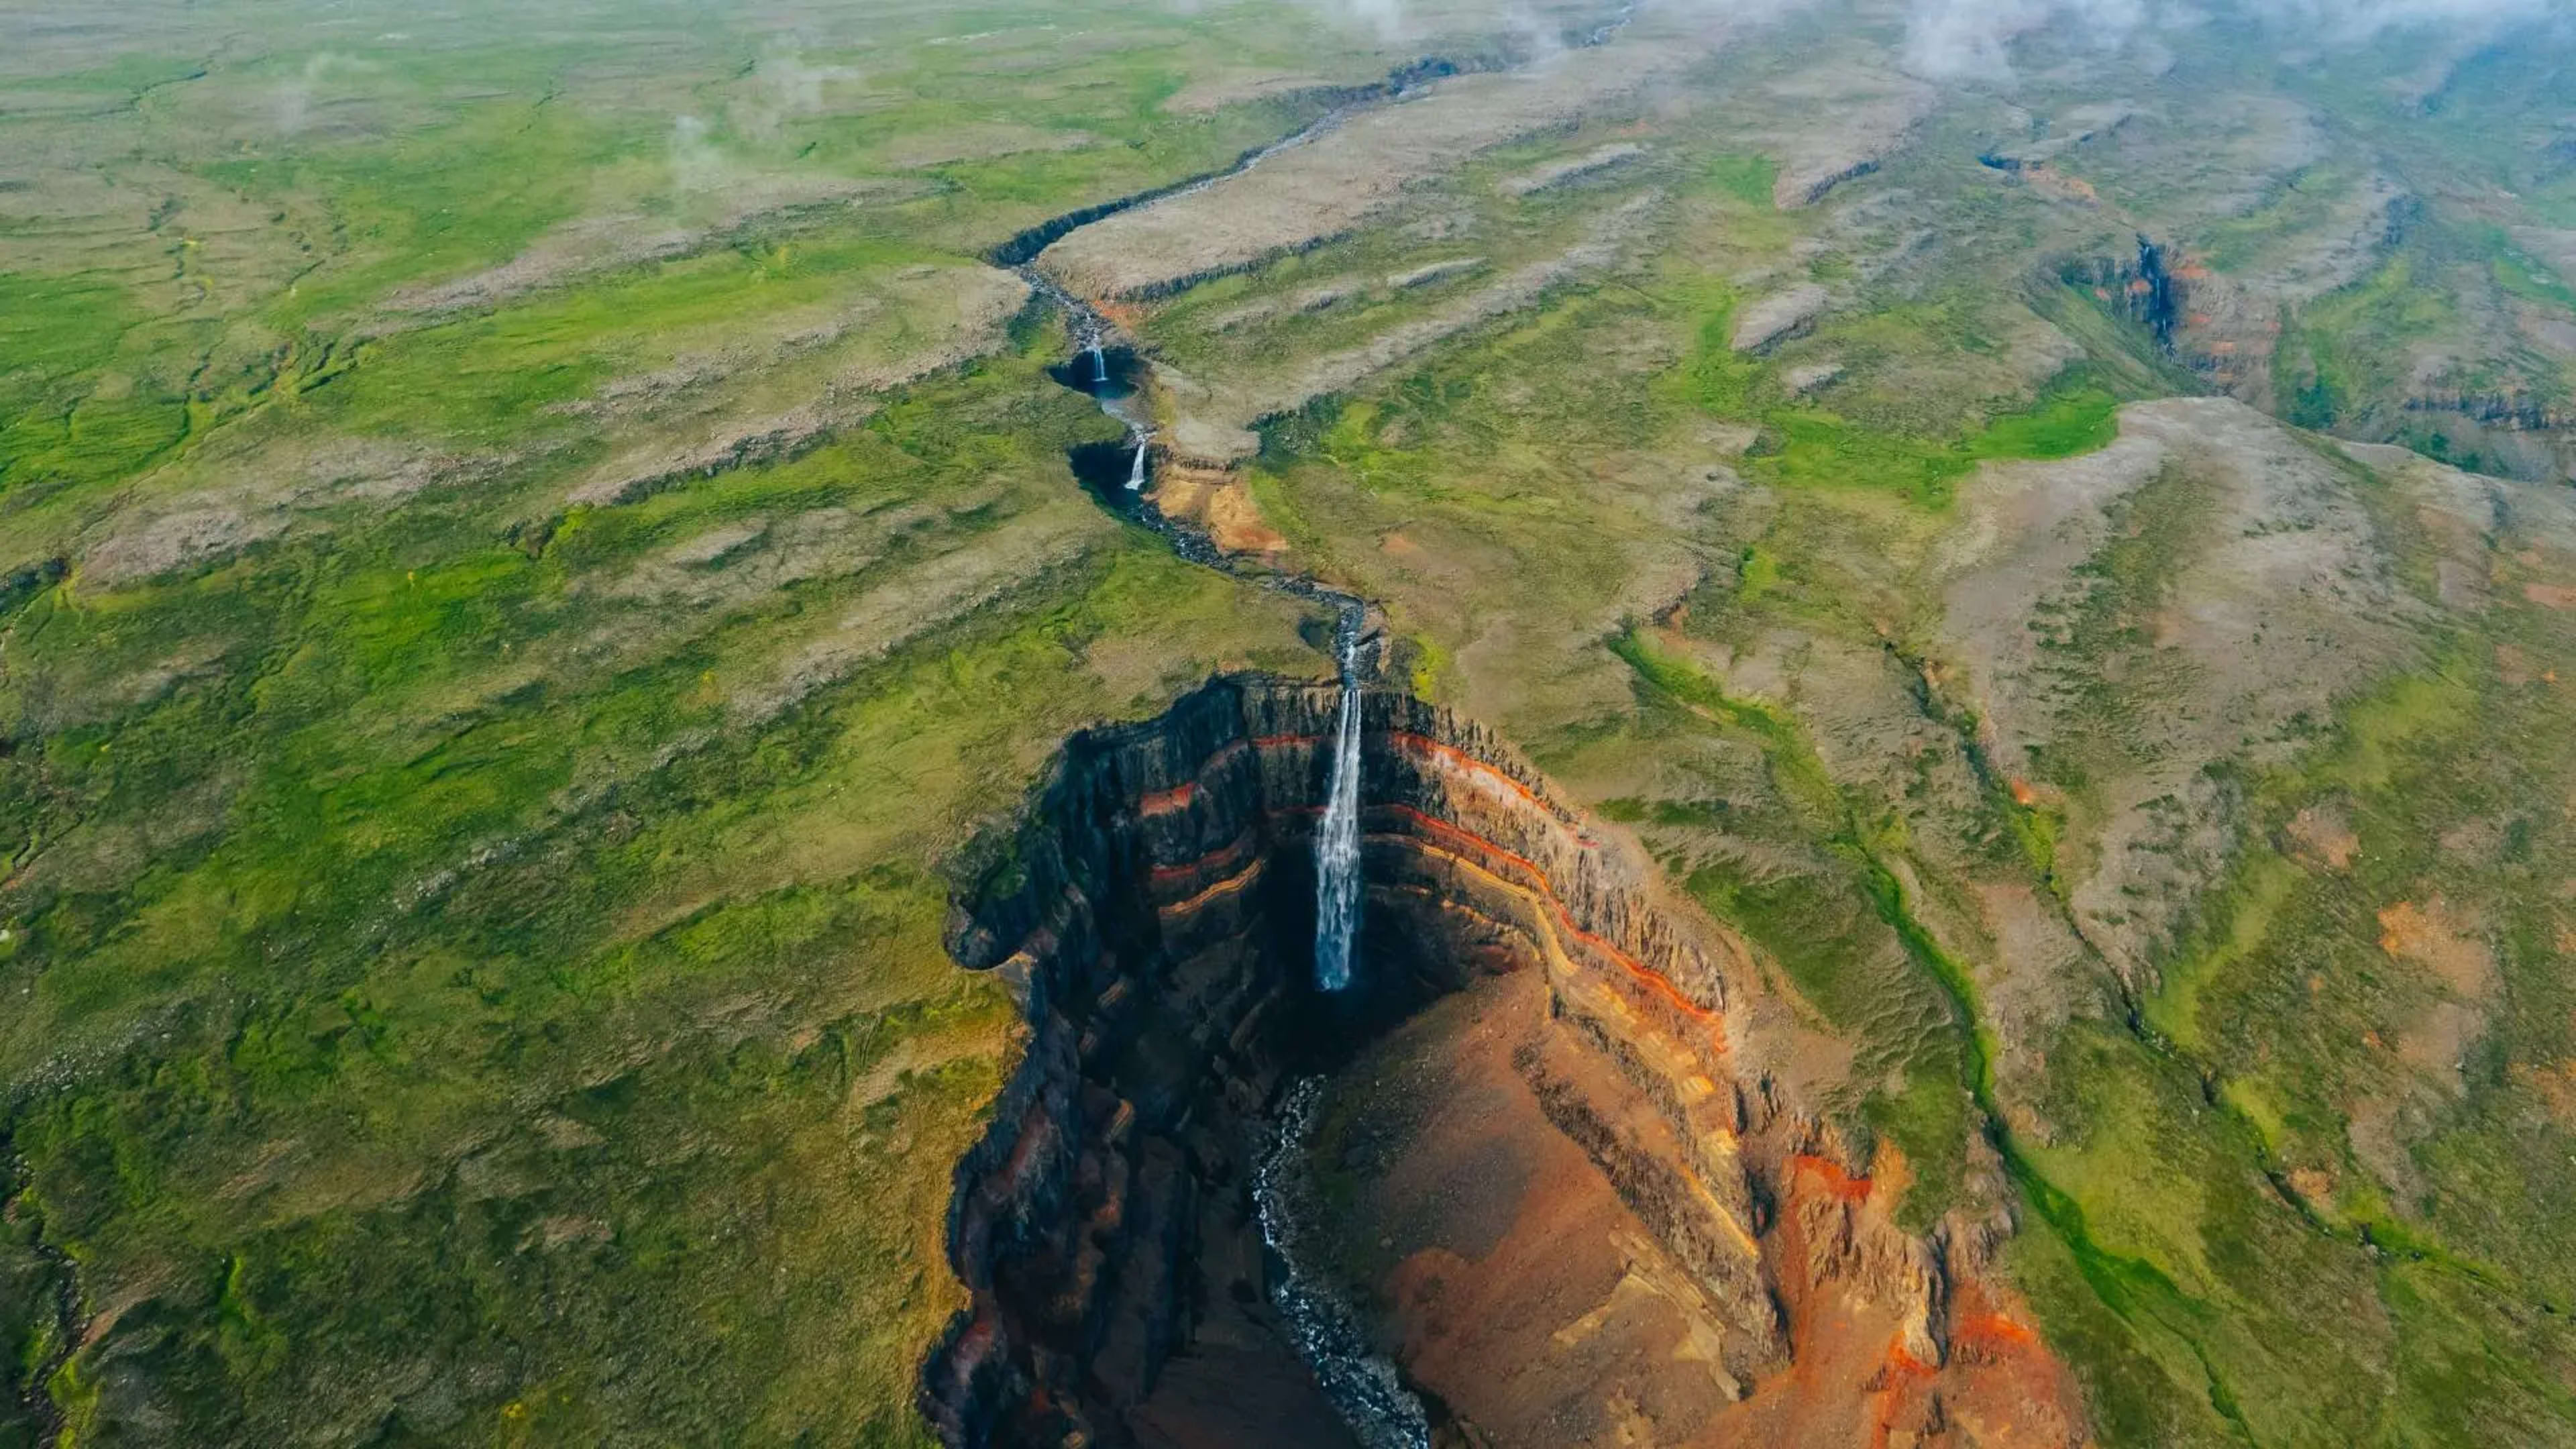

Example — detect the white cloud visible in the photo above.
[1319,0,1416,40]
[275,52,372,136]
[670,115,726,192]
[1901,0,2567,80]
[733,44,868,138]
[1195,0,2567,85]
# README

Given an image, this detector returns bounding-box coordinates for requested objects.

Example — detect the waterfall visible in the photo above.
[1126,438,1150,492]
[1313,616,1364,993]
[1089,343,1108,388]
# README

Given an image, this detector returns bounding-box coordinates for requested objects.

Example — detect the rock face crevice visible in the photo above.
[920,674,2008,1448]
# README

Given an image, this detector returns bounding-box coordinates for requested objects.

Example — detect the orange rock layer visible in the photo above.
[924,674,2087,1448]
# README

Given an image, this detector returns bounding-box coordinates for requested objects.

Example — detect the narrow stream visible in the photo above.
[1007,9,1643,1436]
[1256,1079,1434,1449]
[1032,274,1407,1449]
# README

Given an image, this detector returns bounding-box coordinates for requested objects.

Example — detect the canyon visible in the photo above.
[918,674,2084,1447]
[912,40,2105,1440]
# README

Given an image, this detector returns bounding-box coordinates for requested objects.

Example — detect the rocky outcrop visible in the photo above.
[920,674,2006,1448]
[1764,69,1935,210]
[1731,283,1830,354]
[1154,194,1664,463]
[2066,235,2182,352]
[1499,142,1646,197]
[1034,28,1712,303]
[2403,388,2576,433]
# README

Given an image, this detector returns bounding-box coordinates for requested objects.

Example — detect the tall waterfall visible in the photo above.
[1126,438,1150,491]
[1313,617,1364,992]
[1088,343,1108,388]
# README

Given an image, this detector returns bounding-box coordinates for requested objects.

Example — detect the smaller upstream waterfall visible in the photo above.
[1313,614,1366,993]
[1256,1078,1432,1449]
[1126,437,1150,491]
[1089,343,1109,388]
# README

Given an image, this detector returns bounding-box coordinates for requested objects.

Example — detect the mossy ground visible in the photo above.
[9,0,2576,1444]
[0,3,1373,1440]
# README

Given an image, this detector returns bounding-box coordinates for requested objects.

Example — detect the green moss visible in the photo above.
[1700,153,1780,208]
[1758,410,1970,505]
[210,99,627,332]
[0,272,191,502]
[1654,280,2125,507]
[312,237,951,442]
[2000,1110,2254,1448]
[2149,655,2481,1053]
[2485,227,2576,311]
[1733,543,1780,604]
[1966,374,2122,460]
[2198,162,2368,277]
[1404,631,1452,699]
[0,273,149,421]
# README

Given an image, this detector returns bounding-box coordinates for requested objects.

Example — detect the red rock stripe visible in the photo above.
[1147,830,1255,885]
[1246,731,1583,834]
[1158,859,1263,916]
[1382,732,1572,827]
[1138,780,1199,815]
[1790,1152,1872,1203]
[1380,804,1719,1026]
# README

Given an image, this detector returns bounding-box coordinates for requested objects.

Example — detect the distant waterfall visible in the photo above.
[1089,343,1108,388]
[1313,617,1364,993]
[1126,439,1150,491]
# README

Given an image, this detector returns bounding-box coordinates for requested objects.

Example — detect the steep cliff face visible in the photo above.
[922,674,2078,1448]
[2068,236,2187,357]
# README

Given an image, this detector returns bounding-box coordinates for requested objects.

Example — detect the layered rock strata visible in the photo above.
[920,675,1991,1447]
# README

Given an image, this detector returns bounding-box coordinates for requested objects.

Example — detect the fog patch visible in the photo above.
[732,44,868,138]
[274,52,375,136]
[669,114,729,193]
[1901,0,2567,81]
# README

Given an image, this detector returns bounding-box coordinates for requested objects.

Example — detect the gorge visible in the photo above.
[914,36,2097,1435]
[916,672,2086,1446]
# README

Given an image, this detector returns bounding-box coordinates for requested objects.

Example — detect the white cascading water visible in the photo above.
[1313,620,1364,992]
[1126,438,1150,491]
[1089,343,1108,388]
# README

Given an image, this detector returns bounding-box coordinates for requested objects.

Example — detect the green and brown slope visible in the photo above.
[5,0,2576,1444]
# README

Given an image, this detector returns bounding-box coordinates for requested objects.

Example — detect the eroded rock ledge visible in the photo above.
[920,674,2073,1448]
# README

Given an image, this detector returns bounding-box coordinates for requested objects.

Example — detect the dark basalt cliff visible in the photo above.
[919,675,2032,1448]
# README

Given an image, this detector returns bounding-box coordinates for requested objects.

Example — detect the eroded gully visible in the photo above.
[987,11,1650,1443]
